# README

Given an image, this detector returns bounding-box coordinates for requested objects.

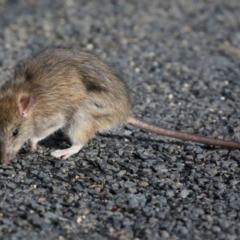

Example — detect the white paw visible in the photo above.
[28,140,37,152]
[51,149,72,160]
[51,145,83,160]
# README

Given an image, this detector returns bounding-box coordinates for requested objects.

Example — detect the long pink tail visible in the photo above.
[126,116,240,149]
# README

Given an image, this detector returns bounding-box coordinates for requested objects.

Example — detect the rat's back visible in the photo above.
[17,48,128,98]
[12,47,130,124]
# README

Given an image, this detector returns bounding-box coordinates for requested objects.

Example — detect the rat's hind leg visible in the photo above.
[51,118,96,160]
[51,104,123,160]
[50,144,84,160]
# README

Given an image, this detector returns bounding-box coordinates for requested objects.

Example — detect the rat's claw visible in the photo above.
[51,149,74,159]
[51,144,83,160]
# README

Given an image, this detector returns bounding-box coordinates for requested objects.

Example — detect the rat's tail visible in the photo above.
[126,116,240,149]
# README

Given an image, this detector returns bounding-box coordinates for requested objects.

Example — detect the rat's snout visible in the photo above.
[0,137,20,164]
[0,144,14,164]
[1,153,11,164]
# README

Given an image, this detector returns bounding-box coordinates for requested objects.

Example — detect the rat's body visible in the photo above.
[0,47,239,164]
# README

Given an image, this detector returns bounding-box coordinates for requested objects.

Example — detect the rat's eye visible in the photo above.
[12,129,19,137]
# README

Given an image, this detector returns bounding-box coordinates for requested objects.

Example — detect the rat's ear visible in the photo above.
[18,94,37,117]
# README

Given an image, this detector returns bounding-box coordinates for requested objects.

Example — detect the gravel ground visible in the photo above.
[0,0,240,239]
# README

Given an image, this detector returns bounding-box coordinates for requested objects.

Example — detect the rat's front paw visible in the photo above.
[28,139,37,152]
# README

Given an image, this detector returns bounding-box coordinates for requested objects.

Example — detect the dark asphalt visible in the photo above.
[0,0,240,239]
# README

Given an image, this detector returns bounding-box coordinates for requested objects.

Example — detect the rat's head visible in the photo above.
[0,91,37,164]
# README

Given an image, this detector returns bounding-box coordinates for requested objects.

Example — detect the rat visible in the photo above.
[0,47,240,164]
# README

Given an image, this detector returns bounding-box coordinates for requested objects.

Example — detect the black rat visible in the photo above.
[0,47,239,164]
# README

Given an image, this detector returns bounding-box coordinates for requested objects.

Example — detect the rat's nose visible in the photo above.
[1,153,10,164]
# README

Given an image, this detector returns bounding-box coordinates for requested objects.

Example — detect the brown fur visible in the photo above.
[0,47,130,163]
